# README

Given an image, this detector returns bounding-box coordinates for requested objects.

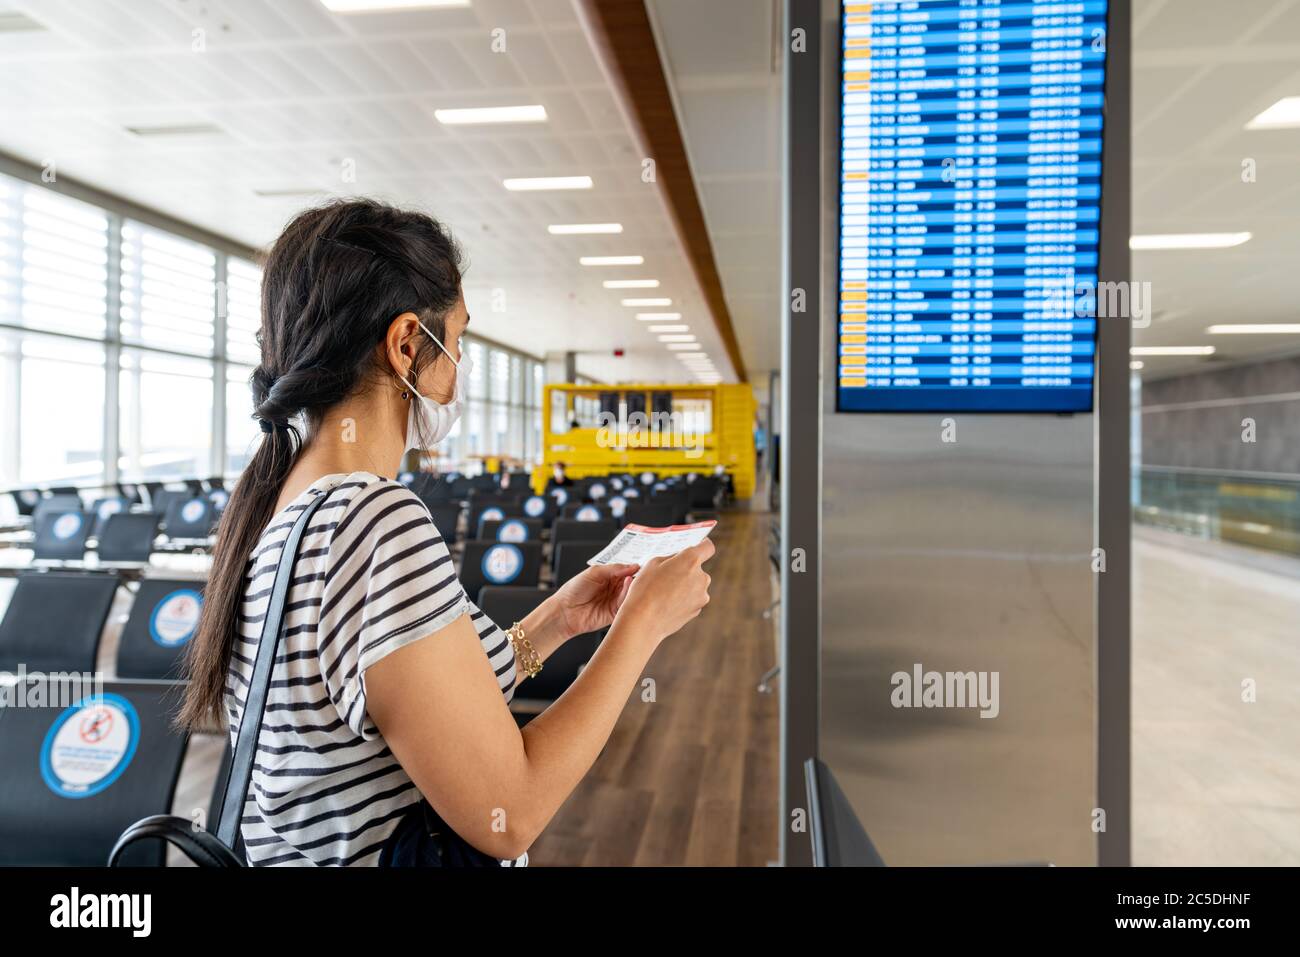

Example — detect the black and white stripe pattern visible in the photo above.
[225,472,522,867]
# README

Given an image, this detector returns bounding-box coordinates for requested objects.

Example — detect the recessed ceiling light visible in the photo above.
[623,298,671,307]
[631,310,677,317]
[658,335,697,342]
[1130,232,1251,250]
[504,176,593,191]
[548,223,623,234]
[1207,323,1300,334]
[649,325,689,333]
[435,105,547,125]
[124,123,224,137]
[580,256,644,266]
[320,0,469,11]
[603,279,659,288]
[1246,96,1300,130]
[1130,361,1144,371]
[1130,346,1216,356]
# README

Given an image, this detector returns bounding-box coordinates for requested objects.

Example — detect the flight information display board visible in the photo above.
[837,0,1109,413]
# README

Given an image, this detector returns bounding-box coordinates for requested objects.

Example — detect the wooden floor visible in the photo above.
[528,502,781,866]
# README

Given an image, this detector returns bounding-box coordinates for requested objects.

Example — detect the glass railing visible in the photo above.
[1135,466,1300,556]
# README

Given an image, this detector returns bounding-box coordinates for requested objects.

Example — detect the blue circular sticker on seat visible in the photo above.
[398,471,414,485]
[481,506,504,524]
[482,544,523,584]
[180,499,206,524]
[210,489,229,508]
[609,496,627,518]
[498,519,529,543]
[97,499,123,520]
[589,482,606,500]
[611,478,624,491]
[149,588,203,647]
[640,472,656,485]
[551,488,569,506]
[40,693,140,799]
[51,513,83,540]
[576,505,601,522]
[623,487,640,499]
[523,495,546,517]
[19,490,38,506]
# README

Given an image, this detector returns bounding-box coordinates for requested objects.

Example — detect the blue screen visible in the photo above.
[837,0,1109,413]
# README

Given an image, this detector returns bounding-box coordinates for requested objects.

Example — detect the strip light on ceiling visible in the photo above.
[504,176,592,191]
[580,256,644,266]
[1130,346,1216,356]
[548,223,622,234]
[603,279,659,288]
[320,0,469,11]
[1206,324,1300,335]
[435,105,547,125]
[1129,232,1251,250]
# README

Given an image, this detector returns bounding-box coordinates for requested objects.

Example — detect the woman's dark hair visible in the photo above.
[179,198,464,730]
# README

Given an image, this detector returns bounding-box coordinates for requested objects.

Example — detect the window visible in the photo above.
[14,183,109,338]
[120,221,216,356]
[0,166,546,490]
[225,257,263,365]
[118,350,213,479]
[18,335,106,484]
[226,364,259,473]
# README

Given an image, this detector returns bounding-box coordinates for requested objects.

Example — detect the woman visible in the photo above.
[180,199,712,866]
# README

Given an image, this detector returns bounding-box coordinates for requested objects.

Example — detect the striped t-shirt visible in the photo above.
[224,471,522,866]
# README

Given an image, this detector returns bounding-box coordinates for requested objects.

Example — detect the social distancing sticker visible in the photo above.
[149,589,203,647]
[40,693,140,799]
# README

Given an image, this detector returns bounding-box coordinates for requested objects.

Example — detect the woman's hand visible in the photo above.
[551,562,640,639]
[612,539,714,646]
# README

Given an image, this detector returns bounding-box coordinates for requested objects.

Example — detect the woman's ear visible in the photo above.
[385,312,422,382]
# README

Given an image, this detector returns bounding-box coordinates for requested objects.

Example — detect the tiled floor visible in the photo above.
[1133,527,1300,865]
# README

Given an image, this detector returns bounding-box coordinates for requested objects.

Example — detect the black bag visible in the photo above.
[110,488,499,868]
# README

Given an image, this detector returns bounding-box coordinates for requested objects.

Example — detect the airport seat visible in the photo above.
[687,477,720,510]
[162,495,215,540]
[116,482,143,505]
[33,509,92,561]
[90,495,132,536]
[805,758,886,867]
[0,571,120,674]
[478,517,543,543]
[583,478,613,502]
[622,503,676,529]
[423,503,462,546]
[0,678,189,866]
[459,541,542,604]
[552,518,618,550]
[553,540,606,584]
[116,579,204,680]
[96,512,161,564]
[32,493,83,527]
[470,502,522,536]
[148,487,184,518]
[562,502,611,523]
[479,586,603,704]
[520,494,556,527]
[8,489,41,517]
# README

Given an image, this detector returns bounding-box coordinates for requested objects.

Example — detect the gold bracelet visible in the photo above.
[506,621,543,680]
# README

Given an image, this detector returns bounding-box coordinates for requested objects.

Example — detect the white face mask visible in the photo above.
[400,320,471,451]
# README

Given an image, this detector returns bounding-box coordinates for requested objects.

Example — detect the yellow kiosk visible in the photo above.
[533,383,756,498]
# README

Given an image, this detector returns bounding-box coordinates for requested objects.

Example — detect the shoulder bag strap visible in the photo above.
[216,488,329,848]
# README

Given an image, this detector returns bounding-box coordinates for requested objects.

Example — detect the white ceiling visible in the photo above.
[646,0,781,385]
[1133,0,1300,379]
[0,0,737,384]
[7,0,1298,388]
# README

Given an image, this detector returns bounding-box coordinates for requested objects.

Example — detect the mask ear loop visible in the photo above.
[395,319,452,401]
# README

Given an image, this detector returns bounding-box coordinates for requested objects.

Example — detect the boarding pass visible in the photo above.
[586,520,717,567]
